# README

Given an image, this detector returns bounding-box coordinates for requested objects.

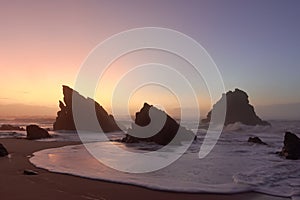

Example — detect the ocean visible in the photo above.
[1,119,300,199]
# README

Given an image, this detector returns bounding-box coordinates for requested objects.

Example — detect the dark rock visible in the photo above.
[279,132,300,160]
[0,143,8,157]
[202,89,270,126]
[23,169,38,175]
[26,125,51,140]
[0,124,25,131]
[122,103,196,145]
[53,85,121,132]
[248,136,267,145]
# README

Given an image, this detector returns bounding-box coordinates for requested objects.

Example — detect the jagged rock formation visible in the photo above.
[0,124,24,131]
[122,103,196,145]
[279,132,300,160]
[0,143,8,157]
[202,89,270,126]
[26,125,51,140]
[248,136,267,145]
[53,85,121,132]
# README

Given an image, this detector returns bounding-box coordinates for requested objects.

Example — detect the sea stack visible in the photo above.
[122,103,195,145]
[279,132,300,160]
[53,85,121,132]
[26,125,51,140]
[202,88,270,126]
[0,124,25,131]
[248,136,267,145]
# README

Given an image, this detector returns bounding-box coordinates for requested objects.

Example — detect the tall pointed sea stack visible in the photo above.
[202,88,270,126]
[53,85,121,132]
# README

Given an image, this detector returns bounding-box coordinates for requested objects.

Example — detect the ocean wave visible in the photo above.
[3,120,299,199]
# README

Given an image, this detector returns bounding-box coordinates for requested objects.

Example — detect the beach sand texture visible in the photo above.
[0,138,288,200]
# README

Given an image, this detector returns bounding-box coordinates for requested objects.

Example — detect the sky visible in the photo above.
[0,0,299,119]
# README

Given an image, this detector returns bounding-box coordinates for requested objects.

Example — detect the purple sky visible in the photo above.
[0,0,299,118]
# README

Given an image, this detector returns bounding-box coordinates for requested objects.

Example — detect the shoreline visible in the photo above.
[0,138,289,200]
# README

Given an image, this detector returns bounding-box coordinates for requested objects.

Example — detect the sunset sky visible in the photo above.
[0,0,299,118]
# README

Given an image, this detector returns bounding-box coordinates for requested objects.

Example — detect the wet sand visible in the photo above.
[0,138,288,200]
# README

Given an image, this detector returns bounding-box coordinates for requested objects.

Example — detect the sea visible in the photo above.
[1,118,300,200]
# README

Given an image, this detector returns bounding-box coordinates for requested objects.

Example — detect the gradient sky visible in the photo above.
[0,0,299,118]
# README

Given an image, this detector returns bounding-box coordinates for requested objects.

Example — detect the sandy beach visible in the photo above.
[0,138,288,200]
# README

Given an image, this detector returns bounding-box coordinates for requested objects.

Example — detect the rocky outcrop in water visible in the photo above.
[202,89,270,126]
[26,125,51,140]
[279,132,300,160]
[0,143,8,157]
[122,103,196,145]
[248,136,267,145]
[53,85,121,132]
[0,124,24,131]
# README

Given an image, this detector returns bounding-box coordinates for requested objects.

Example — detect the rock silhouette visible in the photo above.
[53,85,121,132]
[0,124,25,131]
[23,169,38,175]
[0,143,8,157]
[279,132,300,160]
[248,136,267,145]
[202,89,270,126]
[26,125,51,140]
[122,103,195,145]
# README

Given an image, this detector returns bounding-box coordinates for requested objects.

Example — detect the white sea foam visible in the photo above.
[30,142,252,194]
[0,119,298,199]
[28,120,300,199]
[0,131,26,138]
